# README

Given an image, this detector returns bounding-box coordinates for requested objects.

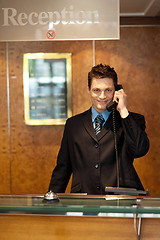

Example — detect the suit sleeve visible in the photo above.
[121,113,150,158]
[49,120,72,193]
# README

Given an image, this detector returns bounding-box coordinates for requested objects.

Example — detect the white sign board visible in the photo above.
[0,0,119,41]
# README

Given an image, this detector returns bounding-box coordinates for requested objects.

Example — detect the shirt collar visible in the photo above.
[91,106,111,123]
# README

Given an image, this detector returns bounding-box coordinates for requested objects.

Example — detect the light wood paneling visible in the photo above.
[0,42,10,193]
[0,215,160,240]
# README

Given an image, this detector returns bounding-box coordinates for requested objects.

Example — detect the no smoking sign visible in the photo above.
[46,30,56,39]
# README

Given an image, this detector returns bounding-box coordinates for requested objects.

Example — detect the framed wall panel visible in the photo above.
[23,53,72,125]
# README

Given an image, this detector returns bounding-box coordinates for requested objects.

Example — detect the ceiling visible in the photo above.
[120,0,160,17]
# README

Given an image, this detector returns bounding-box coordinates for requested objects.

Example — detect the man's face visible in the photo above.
[88,77,115,113]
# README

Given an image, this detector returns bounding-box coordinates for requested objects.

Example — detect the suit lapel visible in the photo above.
[82,109,114,142]
[97,110,121,141]
[82,109,97,142]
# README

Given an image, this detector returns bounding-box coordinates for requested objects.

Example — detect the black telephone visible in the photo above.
[107,84,123,112]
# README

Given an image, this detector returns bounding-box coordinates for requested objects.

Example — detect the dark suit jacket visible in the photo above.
[49,108,149,194]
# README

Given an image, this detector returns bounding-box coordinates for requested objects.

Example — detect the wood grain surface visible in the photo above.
[0,215,160,240]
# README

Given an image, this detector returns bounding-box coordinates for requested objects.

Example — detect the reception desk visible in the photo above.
[0,194,160,240]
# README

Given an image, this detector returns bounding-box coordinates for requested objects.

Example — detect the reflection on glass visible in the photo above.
[23,53,72,125]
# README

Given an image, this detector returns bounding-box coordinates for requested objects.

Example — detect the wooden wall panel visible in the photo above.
[8,41,93,194]
[0,42,10,193]
[95,27,160,196]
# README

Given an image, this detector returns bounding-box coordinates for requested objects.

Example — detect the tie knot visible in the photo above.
[95,114,105,125]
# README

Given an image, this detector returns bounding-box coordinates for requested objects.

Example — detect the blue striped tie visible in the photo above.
[95,114,105,135]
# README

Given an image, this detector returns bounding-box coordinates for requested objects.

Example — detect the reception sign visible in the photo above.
[0,0,119,41]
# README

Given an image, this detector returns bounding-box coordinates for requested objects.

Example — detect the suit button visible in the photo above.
[95,164,99,169]
[97,185,100,190]
[94,143,99,148]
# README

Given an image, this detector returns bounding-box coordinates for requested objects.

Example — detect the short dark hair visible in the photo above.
[88,64,118,89]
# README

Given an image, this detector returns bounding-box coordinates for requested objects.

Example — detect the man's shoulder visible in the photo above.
[129,111,145,120]
[127,112,146,129]
[66,109,91,123]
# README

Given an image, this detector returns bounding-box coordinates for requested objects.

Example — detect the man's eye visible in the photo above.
[93,89,100,92]
[106,89,112,92]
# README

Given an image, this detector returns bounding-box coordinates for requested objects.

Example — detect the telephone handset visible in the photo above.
[107,84,123,112]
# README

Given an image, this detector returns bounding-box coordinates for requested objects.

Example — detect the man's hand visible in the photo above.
[113,89,129,118]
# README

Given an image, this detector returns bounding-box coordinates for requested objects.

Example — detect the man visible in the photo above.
[49,64,149,195]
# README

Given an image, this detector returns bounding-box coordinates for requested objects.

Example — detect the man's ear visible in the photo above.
[87,86,91,93]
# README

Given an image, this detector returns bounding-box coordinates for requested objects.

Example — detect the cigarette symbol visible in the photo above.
[47,30,56,39]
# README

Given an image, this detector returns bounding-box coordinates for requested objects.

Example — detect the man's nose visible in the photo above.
[99,91,106,99]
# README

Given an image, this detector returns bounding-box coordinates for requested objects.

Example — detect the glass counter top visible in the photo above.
[0,194,160,217]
